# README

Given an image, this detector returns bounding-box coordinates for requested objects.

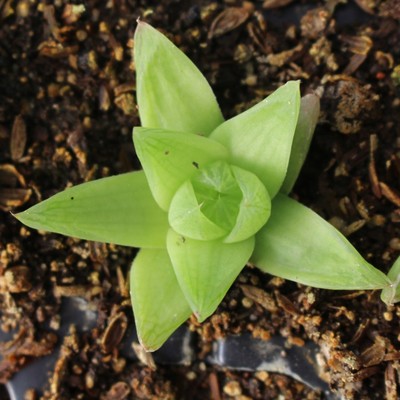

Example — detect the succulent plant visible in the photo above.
[16,22,395,351]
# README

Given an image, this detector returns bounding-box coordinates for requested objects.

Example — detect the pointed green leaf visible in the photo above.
[381,256,400,304]
[225,166,271,243]
[169,180,228,240]
[167,229,255,322]
[133,127,229,211]
[252,194,390,290]
[281,94,320,194]
[210,81,300,198]
[130,248,192,351]
[134,22,224,135]
[191,161,242,231]
[15,172,168,248]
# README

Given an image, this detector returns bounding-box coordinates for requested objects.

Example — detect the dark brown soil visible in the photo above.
[1,1,400,399]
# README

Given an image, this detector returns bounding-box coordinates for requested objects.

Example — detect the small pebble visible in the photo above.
[76,30,88,41]
[383,311,393,321]
[186,371,197,380]
[389,238,400,251]
[241,297,253,308]
[369,214,386,227]
[223,380,242,397]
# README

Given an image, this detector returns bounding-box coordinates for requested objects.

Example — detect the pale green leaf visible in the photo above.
[134,22,224,135]
[225,166,271,243]
[133,127,229,211]
[281,93,320,194]
[167,229,255,322]
[130,248,192,351]
[381,256,400,304]
[15,172,168,248]
[169,180,228,240]
[252,194,390,290]
[191,161,242,231]
[210,81,300,198]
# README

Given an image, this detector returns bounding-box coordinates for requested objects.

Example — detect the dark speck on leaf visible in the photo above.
[70,197,74,200]
[164,150,169,155]
[192,161,199,169]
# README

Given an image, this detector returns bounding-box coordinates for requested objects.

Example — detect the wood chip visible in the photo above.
[360,342,386,367]
[341,36,372,75]
[384,352,400,362]
[67,128,87,177]
[240,284,278,313]
[266,43,303,67]
[208,7,251,39]
[369,134,381,198]
[342,35,373,56]
[247,20,269,54]
[354,0,374,14]
[4,265,32,293]
[380,182,400,207]
[49,328,79,396]
[300,7,330,40]
[132,342,156,370]
[353,366,381,381]
[0,188,31,211]
[100,311,128,353]
[342,219,366,237]
[1,0,14,21]
[43,5,61,41]
[343,54,368,75]
[385,363,398,400]
[62,4,86,24]
[113,83,135,98]
[114,93,136,116]
[209,372,221,400]
[275,291,298,315]
[99,85,111,111]
[116,266,129,298]
[0,164,25,186]
[263,0,293,9]
[349,320,370,344]
[223,380,242,396]
[0,163,31,211]
[38,40,79,58]
[10,115,27,161]
[54,285,91,298]
[101,381,131,400]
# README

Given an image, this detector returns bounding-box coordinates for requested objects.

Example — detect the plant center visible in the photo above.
[191,161,242,231]
[169,160,271,243]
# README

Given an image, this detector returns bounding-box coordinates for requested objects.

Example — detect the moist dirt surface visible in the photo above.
[1,1,400,399]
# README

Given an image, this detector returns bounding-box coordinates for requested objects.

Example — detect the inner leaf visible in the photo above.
[169,180,228,241]
[224,165,271,243]
[191,161,242,231]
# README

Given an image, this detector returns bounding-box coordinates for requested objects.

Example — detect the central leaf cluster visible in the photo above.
[169,160,271,243]
[192,161,242,230]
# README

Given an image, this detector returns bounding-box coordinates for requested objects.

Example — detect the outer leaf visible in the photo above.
[134,22,224,135]
[167,229,255,322]
[210,81,300,198]
[15,172,168,248]
[133,127,229,210]
[130,248,192,351]
[281,94,320,194]
[225,166,271,243]
[381,256,400,304]
[252,194,390,290]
